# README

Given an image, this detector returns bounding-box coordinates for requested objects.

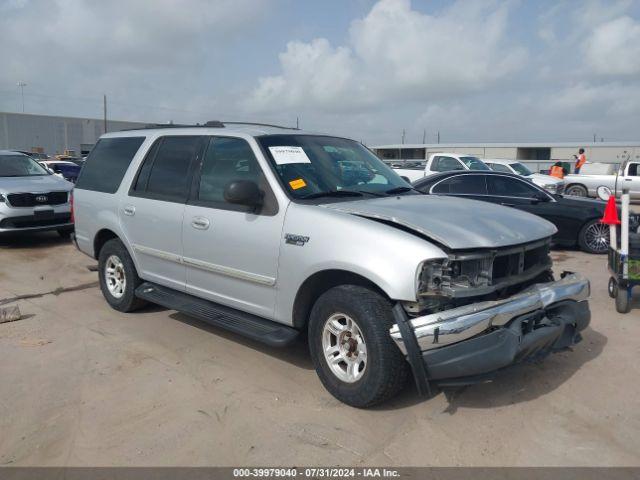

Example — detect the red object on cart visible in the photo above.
[601,196,621,225]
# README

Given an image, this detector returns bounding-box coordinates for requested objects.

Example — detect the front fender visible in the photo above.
[273,203,447,325]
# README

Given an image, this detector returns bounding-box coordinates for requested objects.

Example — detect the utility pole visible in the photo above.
[401,129,405,144]
[103,94,108,134]
[17,82,27,113]
[296,116,299,129]
[593,133,596,142]
[437,131,440,144]
[422,129,426,144]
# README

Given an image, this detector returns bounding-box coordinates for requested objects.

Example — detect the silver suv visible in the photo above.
[73,122,591,407]
[0,151,74,237]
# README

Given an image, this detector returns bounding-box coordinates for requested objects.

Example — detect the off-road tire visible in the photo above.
[308,285,409,407]
[98,238,147,312]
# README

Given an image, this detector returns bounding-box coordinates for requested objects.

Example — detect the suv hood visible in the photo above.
[0,174,73,193]
[322,195,557,249]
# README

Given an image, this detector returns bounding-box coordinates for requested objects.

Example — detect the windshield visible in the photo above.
[460,156,490,171]
[510,162,533,176]
[258,135,411,199]
[0,155,50,177]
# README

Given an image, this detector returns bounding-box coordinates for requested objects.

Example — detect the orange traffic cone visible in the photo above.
[601,196,621,225]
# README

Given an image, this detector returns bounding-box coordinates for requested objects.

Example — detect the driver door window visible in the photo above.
[192,136,277,215]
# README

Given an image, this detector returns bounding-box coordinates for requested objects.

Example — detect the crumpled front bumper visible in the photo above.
[390,273,591,391]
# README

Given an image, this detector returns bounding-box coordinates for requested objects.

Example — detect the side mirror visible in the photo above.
[596,185,612,201]
[223,180,263,208]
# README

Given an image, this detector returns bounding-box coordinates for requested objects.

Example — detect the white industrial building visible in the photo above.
[0,112,147,156]
[372,142,640,172]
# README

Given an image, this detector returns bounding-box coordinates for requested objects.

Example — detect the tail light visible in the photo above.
[69,190,74,223]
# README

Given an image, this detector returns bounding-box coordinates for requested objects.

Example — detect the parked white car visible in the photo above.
[392,152,491,182]
[483,158,565,194]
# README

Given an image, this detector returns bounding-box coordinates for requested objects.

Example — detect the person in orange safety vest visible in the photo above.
[550,161,566,179]
[574,148,586,173]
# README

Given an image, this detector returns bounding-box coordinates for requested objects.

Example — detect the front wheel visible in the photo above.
[578,219,610,254]
[308,285,409,407]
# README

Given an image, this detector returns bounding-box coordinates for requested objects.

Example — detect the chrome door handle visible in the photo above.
[501,202,515,207]
[191,217,210,230]
[123,205,136,216]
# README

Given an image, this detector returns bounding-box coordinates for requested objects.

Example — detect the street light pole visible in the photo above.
[17,82,27,113]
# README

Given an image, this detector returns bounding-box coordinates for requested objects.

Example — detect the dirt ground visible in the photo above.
[0,231,638,467]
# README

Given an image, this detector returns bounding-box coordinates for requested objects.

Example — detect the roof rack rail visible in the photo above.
[119,120,297,132]
[221,121,299,130]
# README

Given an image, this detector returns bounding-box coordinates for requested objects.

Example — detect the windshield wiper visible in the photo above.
[385,186,418,195]
[300,190,365,199]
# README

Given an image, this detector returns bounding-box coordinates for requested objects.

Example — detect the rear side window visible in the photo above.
[433,175,487,194]
[131,136,202,202]
[75,137,145,193]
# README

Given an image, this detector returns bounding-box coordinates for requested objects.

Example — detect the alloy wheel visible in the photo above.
[322,313,367,383]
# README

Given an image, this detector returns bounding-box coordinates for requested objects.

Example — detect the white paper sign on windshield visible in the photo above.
[269,146,312,165]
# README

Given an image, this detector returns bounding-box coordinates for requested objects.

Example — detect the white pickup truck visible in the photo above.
[392,153,491,183]
[563,161,640,199]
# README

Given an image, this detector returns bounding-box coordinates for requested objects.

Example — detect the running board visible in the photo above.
[134,282,299,347]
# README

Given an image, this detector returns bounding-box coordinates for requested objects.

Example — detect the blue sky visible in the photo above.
[1,0,639,145]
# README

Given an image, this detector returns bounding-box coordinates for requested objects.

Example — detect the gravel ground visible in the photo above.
[0,231,638,467]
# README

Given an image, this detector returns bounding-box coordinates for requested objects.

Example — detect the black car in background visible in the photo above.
[414,171,640,254]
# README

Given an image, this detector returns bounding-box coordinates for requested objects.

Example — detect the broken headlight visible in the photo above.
[417,256,492,297]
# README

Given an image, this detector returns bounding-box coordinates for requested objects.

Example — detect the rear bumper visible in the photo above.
[390,273,590,390]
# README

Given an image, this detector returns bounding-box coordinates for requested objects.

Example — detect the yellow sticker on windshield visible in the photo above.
[289,178,307,190]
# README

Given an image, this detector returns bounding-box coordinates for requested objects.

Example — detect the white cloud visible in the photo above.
[585,16,640,75]
[245,0,527,113]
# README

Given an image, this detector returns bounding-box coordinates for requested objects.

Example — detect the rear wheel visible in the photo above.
[308,285,409,407]
[98,238,147,312]
[578,219,609,254]
[566,184,588,197]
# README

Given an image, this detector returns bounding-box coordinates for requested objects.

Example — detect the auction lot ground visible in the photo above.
[0,232,638,467]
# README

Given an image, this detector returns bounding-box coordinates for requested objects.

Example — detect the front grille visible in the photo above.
[7,191,68,207]
[492,242,551,284]
[0,213,72,229]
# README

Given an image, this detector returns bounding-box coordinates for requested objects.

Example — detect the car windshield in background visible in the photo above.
[460,156,491,170]
[510,162,533,176]
[258,135,410,199]
[0,155,50,177]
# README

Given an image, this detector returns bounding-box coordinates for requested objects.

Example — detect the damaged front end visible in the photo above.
[390,238,591,393]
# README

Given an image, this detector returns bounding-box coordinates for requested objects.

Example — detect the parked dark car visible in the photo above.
[413,171,640,254]
[40,160,82,183]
